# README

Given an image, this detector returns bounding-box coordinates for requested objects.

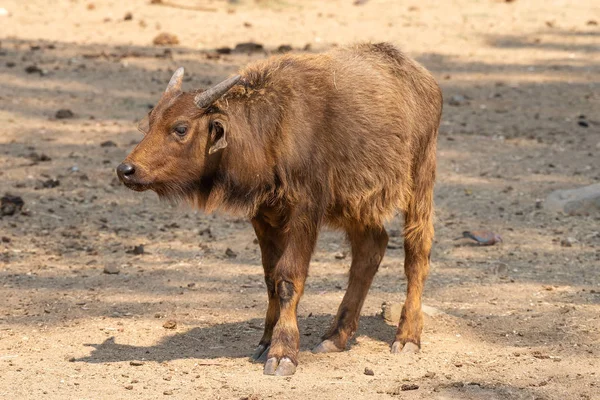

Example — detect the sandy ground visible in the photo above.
[1,0,599,399]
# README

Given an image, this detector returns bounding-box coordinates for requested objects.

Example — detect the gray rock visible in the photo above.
[103,264,120,274]
[381,301,401,324]
[448,94,467,106]
[382,302,445,324]
[560,237,576,247]
[545,183,600,215]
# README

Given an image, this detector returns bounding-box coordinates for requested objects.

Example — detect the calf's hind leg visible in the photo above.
[314,225,388,353]
[392,197,434,353]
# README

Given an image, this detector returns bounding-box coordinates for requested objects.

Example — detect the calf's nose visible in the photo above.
[117,163,136,181]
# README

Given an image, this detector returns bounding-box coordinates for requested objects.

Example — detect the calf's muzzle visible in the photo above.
[116,162,136,182]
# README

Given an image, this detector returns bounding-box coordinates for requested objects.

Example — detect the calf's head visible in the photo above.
[117,68,240,199]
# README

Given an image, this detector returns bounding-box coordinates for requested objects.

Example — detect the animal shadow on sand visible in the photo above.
[75,315,394,364]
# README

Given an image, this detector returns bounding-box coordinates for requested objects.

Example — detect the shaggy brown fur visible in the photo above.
[117,42,442,376]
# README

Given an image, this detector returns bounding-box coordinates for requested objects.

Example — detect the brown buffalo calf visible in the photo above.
[117,43,442,376]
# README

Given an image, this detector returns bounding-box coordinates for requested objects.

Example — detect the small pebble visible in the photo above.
[153,32,179,46]
[364,367,374,376]
[560,237,576,247]
[401,384,419,391]
[448,95,467,106]
[225,248,237,258]
[103,264,120,275]
[163,320,177,329]
[55,109,74,119]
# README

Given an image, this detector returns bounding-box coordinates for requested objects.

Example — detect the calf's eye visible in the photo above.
[174,126,188,137]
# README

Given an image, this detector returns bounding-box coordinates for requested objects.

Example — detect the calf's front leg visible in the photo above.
[260,212,319,376]
[250,216,285,362]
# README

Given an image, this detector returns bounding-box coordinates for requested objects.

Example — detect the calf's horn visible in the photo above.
[194,75,241,109]
[166,67,185,93]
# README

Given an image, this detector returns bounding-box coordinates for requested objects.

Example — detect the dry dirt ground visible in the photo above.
[1,0,599,399]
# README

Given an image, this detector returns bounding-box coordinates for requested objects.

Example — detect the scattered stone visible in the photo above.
[535,199,544,209]
[578,120,589,128]
[401,384,419,391]
[124,12,133,21]
[381,302,401,324]
[458,230,502,246]
[277,44,293,53]
[126,245,145,255]
[354,0,370,5]
[163,320,177,329]
[382,302,444,324]
[560,237,576,247]
[216,47,232,54]
[55,109,74,119]
[35,179,60,189]
[100,140,117,147]
[424,371,436,378]
[129,360,144,366]
[153,32,179,46]
[422,305,446,317]
[225,248,237,258]
[233,42,264,54]
[199,227,213,239]
[587,19,598,25]
[545,183,600,215]
[1,194,24,216]
[448,94,467,106]
[25,65,43,75]
[163,390,173,395]
[1,237,10,243]
[334,252,346,260]
[28,152,51,162]
[364,367,374,376]
[532,351,550,359]
[124,385,133,390]
[6,61,16,68]
[103,264,120,274]
[87,3,95,10]
[491,262,509,277]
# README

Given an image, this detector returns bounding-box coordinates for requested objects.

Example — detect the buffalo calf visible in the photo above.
[117,42,442,376]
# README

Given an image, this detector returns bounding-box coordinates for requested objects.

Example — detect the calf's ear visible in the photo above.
[208,121,227,154]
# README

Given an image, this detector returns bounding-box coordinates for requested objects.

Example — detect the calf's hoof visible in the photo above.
[312,339,343,354]
[251,343,270,363]
[263,357,297,376]
[391,341,420,354]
